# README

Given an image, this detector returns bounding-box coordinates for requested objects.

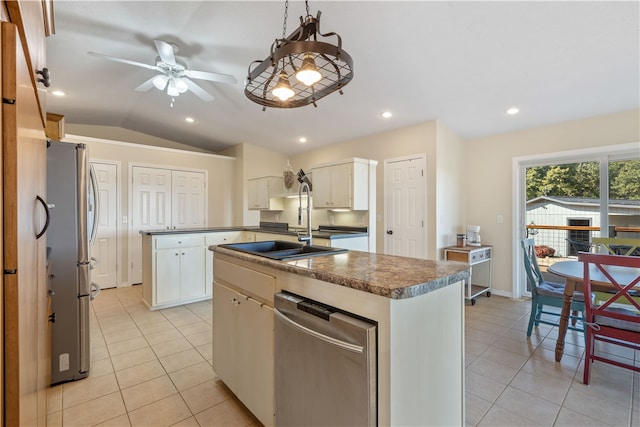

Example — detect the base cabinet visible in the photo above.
[213,281,274,426]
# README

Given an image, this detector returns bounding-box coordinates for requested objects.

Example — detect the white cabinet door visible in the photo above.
[212,282,239,392]
[155,249,181,304]
[238,298,274,425]
[312,160,369,210]
[172,170,206,230]
[248,177,283,210]
[180,246,206,299]
[311,166,332,208]
[330,163,353,208]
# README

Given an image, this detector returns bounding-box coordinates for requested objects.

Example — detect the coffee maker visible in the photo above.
[466,225,481,246]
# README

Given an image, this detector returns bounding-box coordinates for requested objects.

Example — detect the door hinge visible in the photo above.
[422,220,424,227]
[3,269,17,274]
[3,98,16,104]
[421,169,424,177]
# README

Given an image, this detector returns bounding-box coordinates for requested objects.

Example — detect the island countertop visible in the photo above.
[213,246,469,300]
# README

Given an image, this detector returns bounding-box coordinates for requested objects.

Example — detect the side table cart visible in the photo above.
[444,245,492,305]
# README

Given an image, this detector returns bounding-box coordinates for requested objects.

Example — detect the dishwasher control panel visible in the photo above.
[296,299,334,320]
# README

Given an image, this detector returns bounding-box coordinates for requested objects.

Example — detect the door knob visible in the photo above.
[386,230,393,235]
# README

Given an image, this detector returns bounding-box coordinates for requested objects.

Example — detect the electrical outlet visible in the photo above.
[122,216,128,224]
[497,214,504,224]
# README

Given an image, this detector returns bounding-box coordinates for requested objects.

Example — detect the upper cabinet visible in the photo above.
[5,0,51,126]
[248,176,283,211]
[312,159,370,210]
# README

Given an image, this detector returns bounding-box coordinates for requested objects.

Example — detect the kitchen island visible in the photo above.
[139,225,368,309]
[212,245,468,426]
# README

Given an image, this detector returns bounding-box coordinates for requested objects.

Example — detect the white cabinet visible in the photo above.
[248,176,283,210]
[312,159,369,210]
[254,232,299,243]
[213,259,275,426]
[142,234,208,309]
[205,231,243,295]
[315,236,369,251]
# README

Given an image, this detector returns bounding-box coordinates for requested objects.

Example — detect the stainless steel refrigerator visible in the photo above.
[47,141,100,385]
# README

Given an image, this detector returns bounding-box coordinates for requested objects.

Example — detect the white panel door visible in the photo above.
[91,162,118,289]
[131,166,172,284]
[172,170,206,229]
[385,156,425,258]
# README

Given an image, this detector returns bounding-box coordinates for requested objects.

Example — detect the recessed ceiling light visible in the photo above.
[381,111,393,119]
[506,107,520,115]
[298,137,307,143]
[185,117,195,123]
[51,90,66,97]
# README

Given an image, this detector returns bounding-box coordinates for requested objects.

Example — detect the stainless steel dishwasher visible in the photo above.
[274,292,377,426]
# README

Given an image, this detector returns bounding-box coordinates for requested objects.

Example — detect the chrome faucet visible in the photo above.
[297,181,312,246]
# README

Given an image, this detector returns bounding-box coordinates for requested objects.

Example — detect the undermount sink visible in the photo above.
[218,240,347,260]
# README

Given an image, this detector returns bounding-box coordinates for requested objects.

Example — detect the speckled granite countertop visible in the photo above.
[214,246,469,300]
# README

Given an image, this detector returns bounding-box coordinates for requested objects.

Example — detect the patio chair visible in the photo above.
[521,238,586,337]
[578,252,640,385]
[593,237,640,257]
[566,238,593,256]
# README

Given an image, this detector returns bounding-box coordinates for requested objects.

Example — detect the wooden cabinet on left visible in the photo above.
[2,1,51,425]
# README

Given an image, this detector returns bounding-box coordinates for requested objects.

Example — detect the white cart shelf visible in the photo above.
[444,245,492,305]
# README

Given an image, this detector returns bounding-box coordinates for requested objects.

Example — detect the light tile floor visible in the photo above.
[47,286,639,426]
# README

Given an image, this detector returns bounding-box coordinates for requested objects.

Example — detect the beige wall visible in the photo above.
[64,134,235,286]
[466,109,640,296]
[220,142,289,226]
[65,124,215,154]
[289,120,468,258]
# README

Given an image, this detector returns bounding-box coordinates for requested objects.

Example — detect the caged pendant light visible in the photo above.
[244,0,354,109]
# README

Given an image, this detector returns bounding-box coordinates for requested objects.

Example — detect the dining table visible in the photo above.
[547,260,640,362]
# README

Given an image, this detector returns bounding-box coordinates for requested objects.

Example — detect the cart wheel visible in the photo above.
[471,299,476,306]
[486,291,491,297]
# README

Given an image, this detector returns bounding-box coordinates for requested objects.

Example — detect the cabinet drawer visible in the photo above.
[155,235,204,249]
[215,258,276,304]
[205,232,241,246]
[446,251,468,263]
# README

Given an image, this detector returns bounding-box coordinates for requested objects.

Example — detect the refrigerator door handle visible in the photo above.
[89,164,99,244]
[35,195,51,239]
[90,282,101,301]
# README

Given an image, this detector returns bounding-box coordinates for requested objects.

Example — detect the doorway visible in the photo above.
[383,154,427,259]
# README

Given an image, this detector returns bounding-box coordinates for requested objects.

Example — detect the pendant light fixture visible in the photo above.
[245,0,354,109]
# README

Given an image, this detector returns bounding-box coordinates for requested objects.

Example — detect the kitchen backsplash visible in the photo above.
[260,197,368,229]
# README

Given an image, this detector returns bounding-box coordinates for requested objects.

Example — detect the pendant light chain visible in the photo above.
[281,0,289,39]
[305,0,311,18]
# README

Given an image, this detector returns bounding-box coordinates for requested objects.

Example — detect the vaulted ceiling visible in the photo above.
[46,1,639,155]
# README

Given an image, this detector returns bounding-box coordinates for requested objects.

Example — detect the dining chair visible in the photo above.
[592,238,640,306]
[592,237,640,257]
[521,238,586,337]
[578,252,640,385]
[566,238,593,256]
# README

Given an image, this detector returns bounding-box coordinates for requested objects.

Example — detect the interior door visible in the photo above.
[130,166,171,284]
[171,170,205,229]
[384,155,426,259]
[91,162,118,288]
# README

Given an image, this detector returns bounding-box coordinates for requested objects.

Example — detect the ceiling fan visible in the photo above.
[88,40,237,102]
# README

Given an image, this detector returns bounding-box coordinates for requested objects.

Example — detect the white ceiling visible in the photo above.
[46,1,639,155]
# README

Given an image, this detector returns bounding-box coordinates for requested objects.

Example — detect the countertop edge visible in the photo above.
[140,227,367,238]
[213,246,469,300]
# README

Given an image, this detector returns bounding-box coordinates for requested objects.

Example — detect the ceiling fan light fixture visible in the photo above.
[272,71,295,101]
[152,74,169,90]
[295,53,322,86]
[245,0,353,109]
[166,78,180,97]
[175,78,189,94]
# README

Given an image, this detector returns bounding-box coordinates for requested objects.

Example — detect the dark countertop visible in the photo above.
[214,246,469,300]
[139,225,368,239]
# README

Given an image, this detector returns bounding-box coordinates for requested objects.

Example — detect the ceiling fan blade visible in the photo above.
[184,79,214,102]
[88,52,160,71]
[154,40,176,65]
[134,76,157,92]
[185,69,237,85]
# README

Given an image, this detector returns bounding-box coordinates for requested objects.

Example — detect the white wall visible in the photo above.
[466,109,640,296]
[64,134,236,286]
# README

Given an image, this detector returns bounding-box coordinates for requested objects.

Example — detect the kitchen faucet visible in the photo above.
[297,170,313,246]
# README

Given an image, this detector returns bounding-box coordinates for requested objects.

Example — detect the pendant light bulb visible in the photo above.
[272,71,295,101]
[175,77,189,94]
[295,53,322,86]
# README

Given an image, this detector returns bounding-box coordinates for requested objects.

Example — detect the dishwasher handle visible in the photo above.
[275,309,364,354]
